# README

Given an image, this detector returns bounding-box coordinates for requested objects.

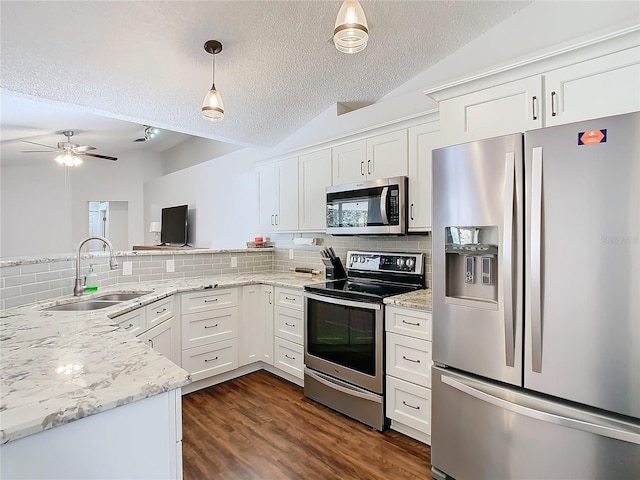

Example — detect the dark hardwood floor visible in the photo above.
[182,370,432,480]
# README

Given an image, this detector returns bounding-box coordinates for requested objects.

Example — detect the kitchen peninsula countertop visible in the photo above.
[0,272,320,445]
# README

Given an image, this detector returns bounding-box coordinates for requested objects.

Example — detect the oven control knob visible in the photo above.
[359,256,365,263]
[396,258,405,267]
[406,258,415,269]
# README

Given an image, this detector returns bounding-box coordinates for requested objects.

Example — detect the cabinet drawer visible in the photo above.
[274,287,303,311]
[273,337,304,379]
[146,296,174,329]
[181,288,238,314]
[182,307,238,349]
[274,306,303,345]
[114,308,146,337]
[386,332,432,388]
[386,376,431,435]
[385,306,431,341]
[181,339,238,382]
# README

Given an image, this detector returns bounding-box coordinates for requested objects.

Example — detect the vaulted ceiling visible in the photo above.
[1,0,531,161]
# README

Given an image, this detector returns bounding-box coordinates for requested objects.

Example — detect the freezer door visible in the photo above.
[432,134,524,386]
[524,112,640,418]
[432,366,640,480]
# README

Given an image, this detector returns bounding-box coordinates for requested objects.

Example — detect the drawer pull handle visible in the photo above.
[124,323,134,330]
[285,322,296,327]
[204,299,218,303]
[156,308,167,314]
[285,354,296,360]
[402,355,420,364]
[402,319,420,326]
[204,324,219,329]
[284,296,296,301]
[204,356,219,363]
[402,400,420,410]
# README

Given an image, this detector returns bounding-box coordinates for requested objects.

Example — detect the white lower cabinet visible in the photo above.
[385,305,433,445]
[274,336,304,379]
[240,284,274,366]
[143,316,181,366]
[272,287,304,380]
[180,288,239,382]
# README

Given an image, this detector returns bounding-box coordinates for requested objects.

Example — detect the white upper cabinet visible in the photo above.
[256,156,299,232]
[332,130,408,185]
[544,46,640,127]
[408,122,440,232]
[331,139,367,185]
[298,148,332,231]
[439,76,543,145]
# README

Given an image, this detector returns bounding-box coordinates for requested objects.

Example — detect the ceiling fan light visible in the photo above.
[55,152,82,167]
[202,85,225,121]
[334,0,369,54]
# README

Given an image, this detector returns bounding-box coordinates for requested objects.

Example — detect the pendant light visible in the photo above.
[333,0,369,54]
[201,40,225,121]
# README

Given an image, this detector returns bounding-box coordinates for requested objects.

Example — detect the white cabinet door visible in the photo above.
[274,156,299,231]
[332,139,367,185]
[408,123,440,231]
[544,46,640,127]
[262,285,274,365]
[143,317,181,366]
[366,129,408,180]
[439,75,543,145]
[298,148,331,231]
[113,308,146,337]
[240,284,274,366]
[256,163,276,231]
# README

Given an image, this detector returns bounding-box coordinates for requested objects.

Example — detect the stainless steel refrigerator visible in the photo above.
[431,112,640,480]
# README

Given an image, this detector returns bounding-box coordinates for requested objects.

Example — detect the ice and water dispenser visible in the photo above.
[445,226,498,308]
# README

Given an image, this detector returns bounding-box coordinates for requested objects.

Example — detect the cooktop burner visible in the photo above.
[304,250,426,302]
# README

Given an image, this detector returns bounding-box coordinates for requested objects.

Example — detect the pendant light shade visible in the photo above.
[333,0,369,54]
[201,40,225,121]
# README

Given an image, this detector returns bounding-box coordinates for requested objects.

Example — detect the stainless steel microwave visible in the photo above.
[326,176,407,235]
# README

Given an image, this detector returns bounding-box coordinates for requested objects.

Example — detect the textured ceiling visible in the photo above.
[1,0,530,155]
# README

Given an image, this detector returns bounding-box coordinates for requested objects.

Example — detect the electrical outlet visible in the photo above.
[122,261,132,276]
[166,259,175,273]
[231,257,237,268]
[289,249,294,260]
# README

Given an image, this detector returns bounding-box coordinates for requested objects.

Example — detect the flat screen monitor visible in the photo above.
[161,205,188,246]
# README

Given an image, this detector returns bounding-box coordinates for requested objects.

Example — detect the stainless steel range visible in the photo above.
[303,250,426,430]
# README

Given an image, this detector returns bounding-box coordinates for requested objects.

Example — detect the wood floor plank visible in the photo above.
[182,370,432,480]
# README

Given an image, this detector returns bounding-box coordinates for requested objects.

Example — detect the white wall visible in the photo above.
[144,146,263,249]
[1,149,163,258]
[161,136,243,175]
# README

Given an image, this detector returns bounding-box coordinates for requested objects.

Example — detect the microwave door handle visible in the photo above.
[380,186,389,224]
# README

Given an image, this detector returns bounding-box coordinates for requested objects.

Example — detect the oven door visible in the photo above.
[304,292,384,394]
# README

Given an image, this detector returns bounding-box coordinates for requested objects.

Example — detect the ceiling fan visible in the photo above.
[20,130,118,166]
[134,125,159,142]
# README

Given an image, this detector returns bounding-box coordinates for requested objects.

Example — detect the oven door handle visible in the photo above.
[304,368,383,403]
[304,292,382,310]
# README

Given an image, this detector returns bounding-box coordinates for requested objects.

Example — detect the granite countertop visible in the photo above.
[383,288,432,311]
[0,272,324,445]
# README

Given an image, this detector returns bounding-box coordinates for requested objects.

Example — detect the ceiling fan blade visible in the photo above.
[21,140,57,149]
[74,145,97,152]
[20,150,58,153]
[133,138,147,142]
[82,152,118,161]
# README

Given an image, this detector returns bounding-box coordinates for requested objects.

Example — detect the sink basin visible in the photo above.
[93,292,149,301]
[44,300,120,311]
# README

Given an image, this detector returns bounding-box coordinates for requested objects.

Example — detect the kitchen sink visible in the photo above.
[93,292,149,301]
[43,292,150,311]
[44,300,121,311]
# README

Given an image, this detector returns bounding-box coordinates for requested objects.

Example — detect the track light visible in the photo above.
[202,40,225,121]
[334,0,369,54]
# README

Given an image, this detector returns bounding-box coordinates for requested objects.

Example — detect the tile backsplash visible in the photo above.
[0,234,432,310]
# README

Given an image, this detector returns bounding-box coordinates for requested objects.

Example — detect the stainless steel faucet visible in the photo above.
[74,236,119,296]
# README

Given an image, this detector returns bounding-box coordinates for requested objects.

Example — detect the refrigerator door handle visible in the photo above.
[441,374,640,445]
[503,152,516,367]
[531,147,544,373]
